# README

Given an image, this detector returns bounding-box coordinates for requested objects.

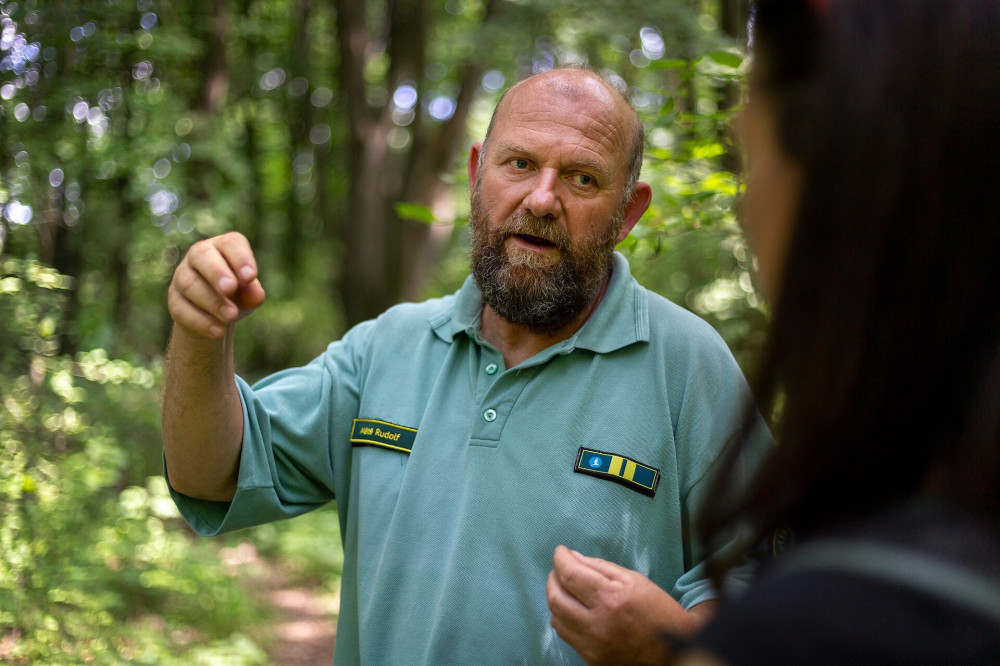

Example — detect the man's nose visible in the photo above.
[523,170,561,219]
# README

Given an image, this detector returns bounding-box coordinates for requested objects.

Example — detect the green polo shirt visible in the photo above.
[169,252,769,665]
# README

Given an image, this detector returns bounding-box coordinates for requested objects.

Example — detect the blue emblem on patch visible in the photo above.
[589,456,602,468]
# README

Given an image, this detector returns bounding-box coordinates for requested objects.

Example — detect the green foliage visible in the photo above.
[624,49,768,368]
[0,258,273,662]
[394,202,437,225]
[251,503,344,589]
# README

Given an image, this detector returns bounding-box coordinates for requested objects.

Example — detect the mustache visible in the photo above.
[492,212,570,250]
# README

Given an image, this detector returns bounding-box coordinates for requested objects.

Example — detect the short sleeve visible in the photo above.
[168,320,374,536]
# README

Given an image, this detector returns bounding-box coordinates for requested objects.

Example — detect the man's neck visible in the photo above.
[480,273,611,369]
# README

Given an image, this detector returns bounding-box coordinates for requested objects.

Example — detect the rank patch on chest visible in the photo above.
[350,419,417,453]
[574,447,660,497]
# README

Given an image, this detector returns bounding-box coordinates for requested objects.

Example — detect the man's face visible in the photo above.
[469,71,635,332]
[469,181,621,331]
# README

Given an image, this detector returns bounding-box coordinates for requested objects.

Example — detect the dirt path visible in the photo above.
[221,541,338,665]
[267,584,338,665]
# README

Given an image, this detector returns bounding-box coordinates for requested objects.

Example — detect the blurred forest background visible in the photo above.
[0,0,764,662]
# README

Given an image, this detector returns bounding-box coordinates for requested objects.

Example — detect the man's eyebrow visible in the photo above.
[565,157,611,178]
[492,142,532,158]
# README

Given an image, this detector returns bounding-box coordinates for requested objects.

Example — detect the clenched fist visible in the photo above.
[167,232,267,339]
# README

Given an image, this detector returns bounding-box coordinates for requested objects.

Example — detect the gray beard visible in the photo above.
[468,187,619,332]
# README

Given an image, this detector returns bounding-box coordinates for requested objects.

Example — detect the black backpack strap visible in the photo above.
[776,539,1000,624]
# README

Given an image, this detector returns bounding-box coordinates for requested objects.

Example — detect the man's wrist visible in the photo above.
[686,600,719,634]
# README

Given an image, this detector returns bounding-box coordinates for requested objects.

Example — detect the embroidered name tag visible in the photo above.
[350,419,418,453]
[574,447,660,497]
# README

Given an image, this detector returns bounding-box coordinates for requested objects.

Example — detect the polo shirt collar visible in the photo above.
[429,251,649,355]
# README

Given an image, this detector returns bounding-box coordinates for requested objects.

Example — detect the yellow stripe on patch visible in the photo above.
[572,446,661,498]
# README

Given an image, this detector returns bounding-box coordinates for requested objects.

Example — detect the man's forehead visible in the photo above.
[492,71,633,165]
[505,70,624,117]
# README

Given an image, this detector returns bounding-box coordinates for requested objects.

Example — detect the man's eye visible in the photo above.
[572,174,595,187]
[511,158,529,169]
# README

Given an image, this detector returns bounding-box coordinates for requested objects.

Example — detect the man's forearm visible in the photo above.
[162,323,244,501]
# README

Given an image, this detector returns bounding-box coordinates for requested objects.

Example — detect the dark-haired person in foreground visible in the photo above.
[161,66,768,665]
[673,0,1000,663]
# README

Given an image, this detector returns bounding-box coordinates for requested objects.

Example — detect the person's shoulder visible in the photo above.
[318,292,460,364]
[380,292,457,321]
[641,287,722,337]
[637,285,732,355]
[356,291,460,342]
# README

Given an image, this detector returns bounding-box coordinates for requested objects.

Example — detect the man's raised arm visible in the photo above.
[161,232,266,501]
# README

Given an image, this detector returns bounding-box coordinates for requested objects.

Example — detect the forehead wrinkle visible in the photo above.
[519,72,632,145]
[490,69,641,173]
[524,90,625,143]
[494,107,625,184]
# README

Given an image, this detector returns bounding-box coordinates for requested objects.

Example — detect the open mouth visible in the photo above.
[513,233,557,248]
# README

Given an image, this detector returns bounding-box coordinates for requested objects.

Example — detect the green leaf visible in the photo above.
[708,51,744,69]
[0,277,23,294]
[394,202,437,224]
[691,143,727,160]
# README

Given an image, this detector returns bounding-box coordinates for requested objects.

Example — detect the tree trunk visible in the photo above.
[198,0,230,113]
[111,176,135,355]
[334,0,492,325]
[719,0,747,174]
[336,0,397,323]
[282,0,314,278]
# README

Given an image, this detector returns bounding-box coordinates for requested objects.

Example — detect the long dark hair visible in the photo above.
[702,0,1000,566]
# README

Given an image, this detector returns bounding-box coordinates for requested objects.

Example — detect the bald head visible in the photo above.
[482,67,645,200]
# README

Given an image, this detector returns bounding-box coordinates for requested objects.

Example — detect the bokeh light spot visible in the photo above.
[481,70,505,93]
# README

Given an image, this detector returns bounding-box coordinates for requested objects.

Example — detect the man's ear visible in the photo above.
[468,142,483,193]
[617,182,652,243]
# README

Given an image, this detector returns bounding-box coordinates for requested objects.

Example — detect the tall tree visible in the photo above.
[333,0,490,324]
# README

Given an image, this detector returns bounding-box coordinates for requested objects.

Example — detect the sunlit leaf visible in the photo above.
[691,143,727,160]
[395,202,436,224]
[708,50,743,69]
[0,277,23,294]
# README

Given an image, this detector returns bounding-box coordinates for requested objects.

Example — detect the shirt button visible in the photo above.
[485,363,498,375]
[483,408,497,422]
